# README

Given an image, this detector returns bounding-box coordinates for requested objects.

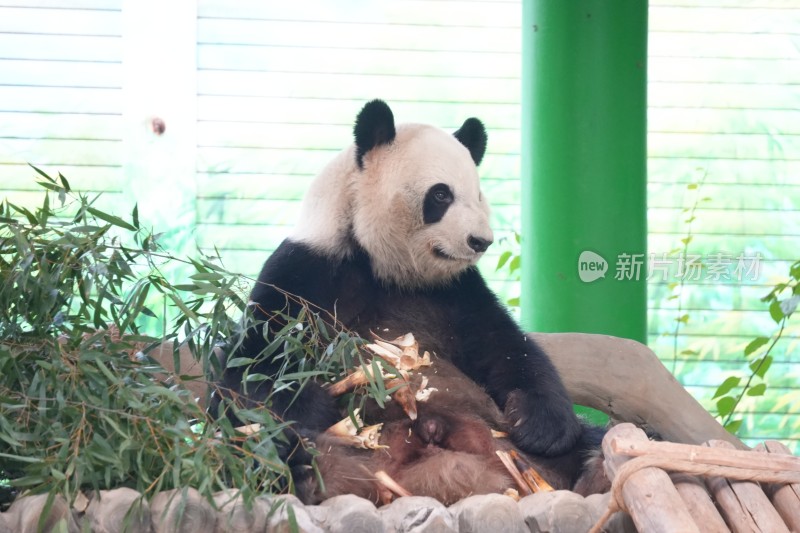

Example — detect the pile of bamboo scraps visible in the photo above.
[592,423,800,533]
[325,332,556,502]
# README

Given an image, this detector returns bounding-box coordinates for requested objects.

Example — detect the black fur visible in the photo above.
[422,183,454,224]
[218,241,584,459]
[354,99,396,169]
[454,117,487,165]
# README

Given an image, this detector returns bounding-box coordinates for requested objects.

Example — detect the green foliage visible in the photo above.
[712,259,800,432]
[0,172,368,509]
[665,173,711,373]
[660,173,799,438]
[495,231,521,308]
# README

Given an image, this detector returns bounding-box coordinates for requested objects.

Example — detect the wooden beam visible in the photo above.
[757,441,800,532]
[531,332,746,449]
[602,423,700,533]
[704,439,789,533]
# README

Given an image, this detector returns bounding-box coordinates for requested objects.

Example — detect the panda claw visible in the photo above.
[505,390,581,457]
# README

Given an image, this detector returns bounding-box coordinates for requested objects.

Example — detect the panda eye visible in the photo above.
[430,184,453,204]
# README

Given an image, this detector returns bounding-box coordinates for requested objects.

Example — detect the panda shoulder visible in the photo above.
[251,238,373,308]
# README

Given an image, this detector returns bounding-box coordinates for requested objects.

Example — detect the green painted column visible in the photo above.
[521,1,648,346]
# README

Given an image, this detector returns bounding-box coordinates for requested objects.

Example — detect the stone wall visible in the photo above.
[1,489,636,532]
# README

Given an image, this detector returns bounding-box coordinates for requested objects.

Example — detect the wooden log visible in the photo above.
[146,341,212,408]
[150,488,216,533]
[607,436,800,481]
[670,473,729,533]
[84,488,151,533]
[602,423,700,533]
[756,440,800,532]
[213,490,268,533]
[531,333,745,449]
[0,514,13,533]
[704,439,789,533]
[4,494,79,533]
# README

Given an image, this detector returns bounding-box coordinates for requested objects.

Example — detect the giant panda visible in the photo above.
[216,99,606,501]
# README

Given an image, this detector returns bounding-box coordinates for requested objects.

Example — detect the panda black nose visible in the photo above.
[467,235,493,253]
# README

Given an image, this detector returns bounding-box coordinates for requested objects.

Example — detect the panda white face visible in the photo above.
[291,100,493,288]
[353,123,493,287]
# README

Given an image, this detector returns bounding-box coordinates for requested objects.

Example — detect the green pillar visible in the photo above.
[521,1,648,346]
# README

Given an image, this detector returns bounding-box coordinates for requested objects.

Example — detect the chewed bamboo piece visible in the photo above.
[367,332,432,372]
[496,449,555,495]
[325,409,387,450]
[327,332,433,421]
[509,449,555,492]
[327,364,395,397]
[386,376,418,420]
[374,470,412,499]
[414,376,438,402]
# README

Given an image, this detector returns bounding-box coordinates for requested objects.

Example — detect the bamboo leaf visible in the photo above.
[190,272,224,282]
[58,172,71,191]
[29,164,54,183]
[168,294,200,322]
[496,250,511,270]
[86,207,137,231]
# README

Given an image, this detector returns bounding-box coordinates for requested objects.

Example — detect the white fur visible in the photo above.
[291,123,493,288]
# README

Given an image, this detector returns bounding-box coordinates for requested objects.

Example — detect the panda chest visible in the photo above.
[354,290,464,363]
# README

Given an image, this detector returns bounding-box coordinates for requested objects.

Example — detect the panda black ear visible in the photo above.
[354,99,396,169]
[454,118,487,166]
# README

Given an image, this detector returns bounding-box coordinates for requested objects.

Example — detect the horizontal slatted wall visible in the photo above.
[195,0,522,297]
[648,0,800,451]
[0,0,123,210]
[0,0,796,450]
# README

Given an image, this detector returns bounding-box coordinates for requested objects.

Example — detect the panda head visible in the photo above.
[294,99,493,288]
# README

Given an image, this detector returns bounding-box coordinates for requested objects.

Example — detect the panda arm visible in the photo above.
[220,240,368,434]
[451,268,583,457]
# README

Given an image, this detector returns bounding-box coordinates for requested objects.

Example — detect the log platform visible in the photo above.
[593,423,800,532]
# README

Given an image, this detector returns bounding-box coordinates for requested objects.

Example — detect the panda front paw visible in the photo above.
[504,389,582,457]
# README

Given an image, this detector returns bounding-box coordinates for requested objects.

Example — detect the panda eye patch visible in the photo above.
[423,183,454,224]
